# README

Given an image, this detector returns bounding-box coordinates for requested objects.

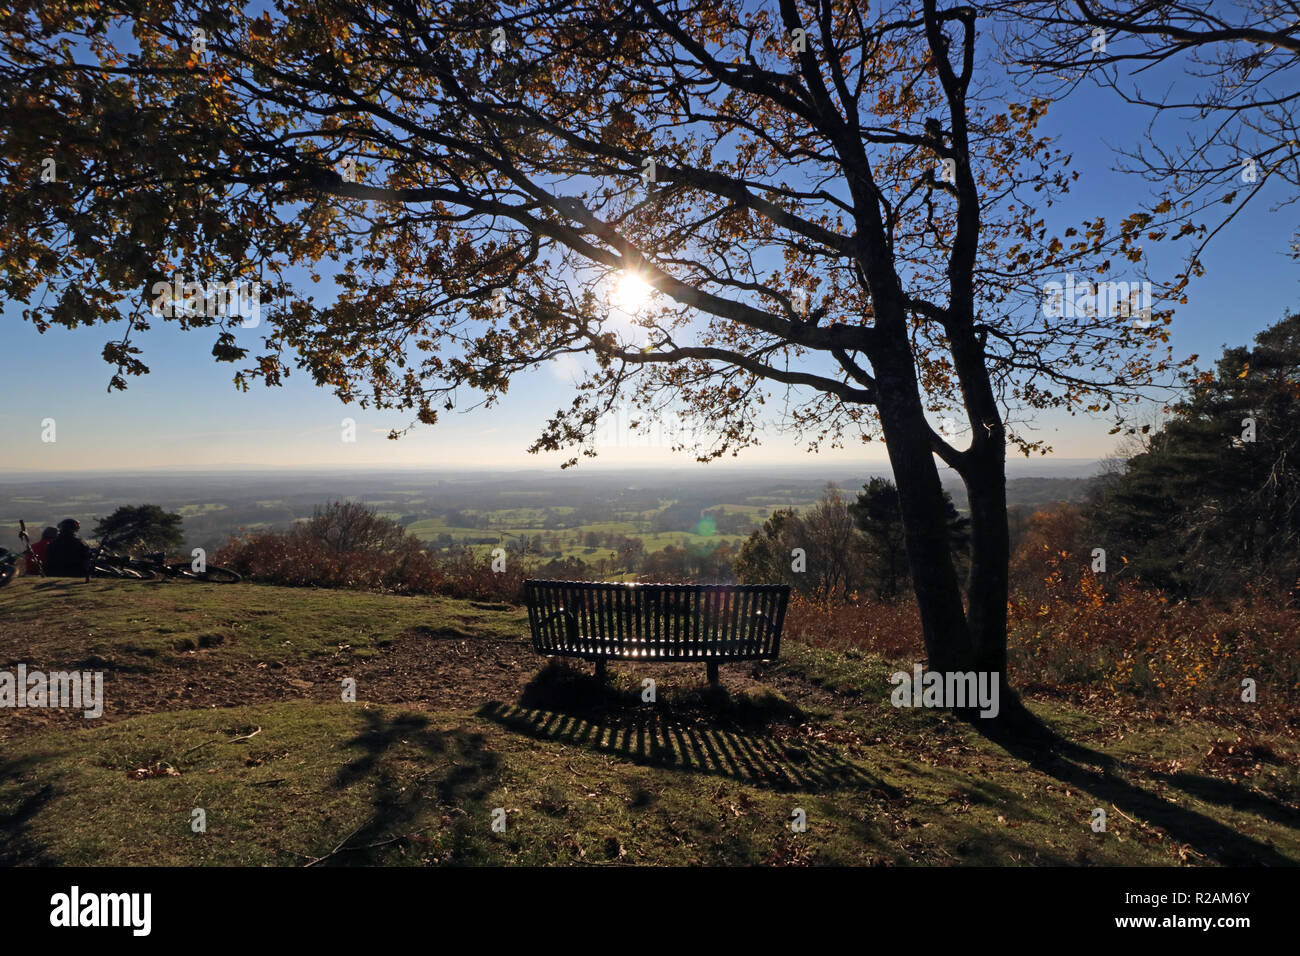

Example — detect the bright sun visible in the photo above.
[611,272,652,312]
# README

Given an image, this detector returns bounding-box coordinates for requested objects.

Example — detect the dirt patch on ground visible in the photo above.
[0,626,849,742]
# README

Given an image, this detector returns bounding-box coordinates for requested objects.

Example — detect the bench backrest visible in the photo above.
[523,580,790,660]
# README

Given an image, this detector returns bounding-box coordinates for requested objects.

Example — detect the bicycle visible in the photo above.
[89,549,161,581]
[92,542,241,584]
[0,548,20,587]
[1,520,42,587]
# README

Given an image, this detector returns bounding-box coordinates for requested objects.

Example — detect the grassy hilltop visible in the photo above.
[1,577,1296,866]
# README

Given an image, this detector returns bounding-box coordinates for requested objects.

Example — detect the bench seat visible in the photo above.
[523,580,790,685]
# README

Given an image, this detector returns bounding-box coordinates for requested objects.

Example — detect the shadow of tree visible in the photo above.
[972,703,1299,865]
[1151,770,1300,832]
[830,788,1076,865]
[316,710,501,865]
[0,755,58,865]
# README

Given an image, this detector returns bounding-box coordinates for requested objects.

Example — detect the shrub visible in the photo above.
[1008,575,1299,728]
[214,525,530,603]
[782,571,1298,729]
[783,590,923,659]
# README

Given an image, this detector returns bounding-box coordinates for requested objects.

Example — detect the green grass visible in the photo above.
[0,578,524,667]
[403,517,493,539]
[636,531,745,550]
[177,503,228,517]
[705,502,773,518]
[1,578,1296,866]
[403,511,747,563]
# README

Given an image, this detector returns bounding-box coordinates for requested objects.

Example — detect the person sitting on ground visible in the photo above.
[25,526,57,575]
[43,519,92,577]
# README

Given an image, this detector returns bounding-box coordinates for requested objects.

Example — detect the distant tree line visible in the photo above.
[90,313,1299,604]
[734,482,968,602]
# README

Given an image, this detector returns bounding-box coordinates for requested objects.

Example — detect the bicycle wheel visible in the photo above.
[198,566,241,584]
[165,563,241,583]
[124,562,164,581]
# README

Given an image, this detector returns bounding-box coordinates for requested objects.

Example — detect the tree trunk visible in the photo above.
[870,321,1016,715]
[963,449,1009,676]
[947,327,1023,729]
[872,345,973,674]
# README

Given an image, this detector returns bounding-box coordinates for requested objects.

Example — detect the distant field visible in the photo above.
[178,503,228,517]
[709,502,773,513]
[405,507,749,560]
[739,496,812,508]
[455,531,746,562]
[0,472,1097,569]
[404,517,497,540]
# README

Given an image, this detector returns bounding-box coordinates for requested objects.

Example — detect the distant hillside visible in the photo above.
[0,467,1104,559]
[945,476,1100,514]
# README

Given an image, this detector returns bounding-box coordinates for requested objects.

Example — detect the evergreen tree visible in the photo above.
[92,504,185,554]
[1088,311,1300,597]
[852,478,969,600]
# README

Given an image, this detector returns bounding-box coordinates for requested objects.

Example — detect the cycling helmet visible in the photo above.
[57,518,80,533]
[42,527,58,539]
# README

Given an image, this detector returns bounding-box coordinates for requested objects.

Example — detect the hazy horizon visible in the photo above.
[0,457,1107,480]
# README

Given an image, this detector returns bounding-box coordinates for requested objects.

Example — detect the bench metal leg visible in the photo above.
[594,659,607,681]
[706,661,719,688]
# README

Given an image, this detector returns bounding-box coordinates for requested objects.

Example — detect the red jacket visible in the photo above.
[26,537,51,574]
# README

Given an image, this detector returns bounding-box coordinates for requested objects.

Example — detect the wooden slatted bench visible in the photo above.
[523,580,790,687]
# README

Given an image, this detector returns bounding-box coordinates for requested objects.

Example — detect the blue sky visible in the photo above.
[1,29,1296,475]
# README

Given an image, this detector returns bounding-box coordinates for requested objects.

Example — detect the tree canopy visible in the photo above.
[2,0,1181,443]
[305,500,409,554]
[92,503,185,553]
[735,485,864,597]
[735,478,966,600]
[1003,0,1300,273]
[0,0,1205,704]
